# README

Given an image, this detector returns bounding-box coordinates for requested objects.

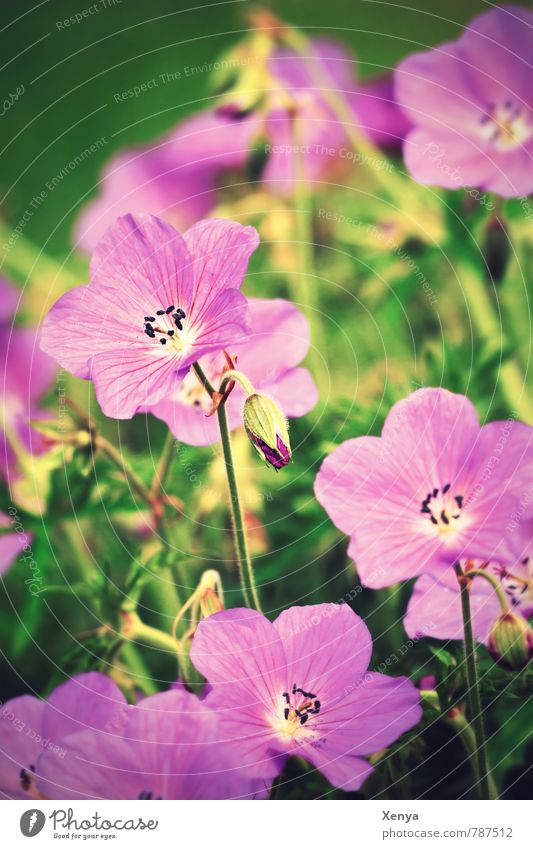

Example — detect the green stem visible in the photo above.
[122,611,182,668]
[96,435,154,506]
[464,568,510,613]
[150,430,176,499]
[444,709,499,799]
[454,563,494,799]
[193,361,261,610]
[458,260,533,423]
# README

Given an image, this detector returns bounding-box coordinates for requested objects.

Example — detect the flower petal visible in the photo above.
[42,672,128,743]
[0,696,44,799]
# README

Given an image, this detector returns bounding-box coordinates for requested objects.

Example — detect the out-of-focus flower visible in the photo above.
[0,278,56,511]
[190,604,421,790]
[74,112,256,254]
[243,392,292,470]
[395,5,533,197]
[41,215,258,419]
[404,543,533,644]
[0,673,127,800]
[145,298,317,445]
[0,512,31,576]
[487,609,533,670]
[314,388,533,588]
[74,36,410,252]
[38,687,264,800]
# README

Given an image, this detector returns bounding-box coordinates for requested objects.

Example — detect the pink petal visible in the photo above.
[0,696,44,799]
[90,213,194,315]
[190,287,251,357]
[273,604,372,702]
[0,532,30,575]
[89,344,184,419]
[42,672,128,743]
[182,218,259,328]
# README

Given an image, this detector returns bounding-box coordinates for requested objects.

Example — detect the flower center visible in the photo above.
[420,483,463,534]
[478,100,533,151]
[138,789,162,800]
[273,683,321,741]
[500,556,533,609]
[20,763,36,795]
[143,305,190,352]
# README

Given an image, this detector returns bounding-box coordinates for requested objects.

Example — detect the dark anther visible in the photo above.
[138,790,153,800]
[430,516,438,525]
[522,557,530,565]
[156,309,165,316]
[433,488,439,498]
[168,330,175,336]
[144,326,155,338]
[292,684,297,695]
[282,692,290,703]
[176,308,186,319]
[284,708,289,720]
[20,768,31,791]
[144,316,156,322]
[421,504,431,514]
[440,510,450,525]
[166,305,175,314]
[314,700,321,711]
[455,495,463,509]
[442,483,451,494]
[160,338,167,345]
[300,714,309,726]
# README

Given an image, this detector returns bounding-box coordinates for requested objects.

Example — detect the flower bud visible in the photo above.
[243,393,292,470]
[487,611,533,671]
[198,569,224,619]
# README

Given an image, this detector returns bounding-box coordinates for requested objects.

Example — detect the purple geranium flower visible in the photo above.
[190,604,421,790]
[41,215,259,419]
[395,5,533,197]
[75,112,256,255]
[145,297,318,446]
[404,533,533,645]
[314,388,533,588]
[0,672,127,800]
[37,687,264,800]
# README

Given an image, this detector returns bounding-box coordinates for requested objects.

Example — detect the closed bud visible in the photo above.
[487,611,533,671]
[243,393,292,470]
[198,570,224,619]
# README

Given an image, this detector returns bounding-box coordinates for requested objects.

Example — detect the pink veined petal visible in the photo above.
[232,298,312,381]
[307,673,422,758]
[0,695,45,799]
[42,672,128,743]
[191,609,287,706]
[300,747,374,793]
[182,218,259,327]
[143,398,222,446]
[485,140,533,198]
[89,344,185,419]
[404,571,500,644]
[273,604,372,702]
[40,283,135,379]
[188,287,251,358]
[90,213,194,314]
[350,76,412,148]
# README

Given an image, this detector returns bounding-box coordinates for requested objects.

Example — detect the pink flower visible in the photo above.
[190,604,421,790]
[75,112,256,255]
[0,673,127,800]
[40,215,259,419]
[263,39,411,193]
[37,686,263,800]
[314,388,533,588]
[404,536,533,645]
[1,278,56,482]
[395,5,533,197]
[145,298,318,445]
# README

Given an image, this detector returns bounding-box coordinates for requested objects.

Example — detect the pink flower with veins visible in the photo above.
[190,604,421,790]
[40,214,259,420]
[395,5,533,197]
[314,388,533,589]
[144,297,318,446]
